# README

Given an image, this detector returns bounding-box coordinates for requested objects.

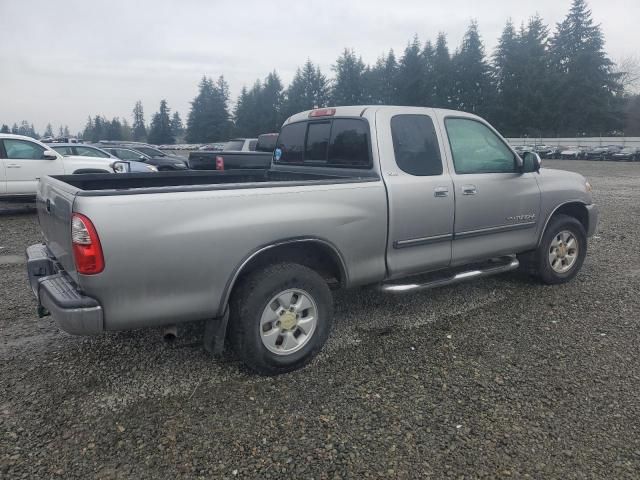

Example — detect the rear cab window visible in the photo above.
[274,118,371,168]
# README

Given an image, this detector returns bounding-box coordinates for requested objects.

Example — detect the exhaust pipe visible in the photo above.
[163,325,178,342]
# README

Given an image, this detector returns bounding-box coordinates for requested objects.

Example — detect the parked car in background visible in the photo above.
[51,143,158,173]
[50,143,116,159]
[560,146,586,160]
[198,143,225,151]
[584,145,622,160]
[535,145,560,159]
[98,142,189,170]
[188,133,278,170]
[27,106,598,374]
[223,138,258,152]
[612,147,639,161]
[0,134,136,198]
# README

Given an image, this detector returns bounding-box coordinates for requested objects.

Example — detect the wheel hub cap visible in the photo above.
[548,230,579,274]
[280,311,297,330]
[259,288,318,355]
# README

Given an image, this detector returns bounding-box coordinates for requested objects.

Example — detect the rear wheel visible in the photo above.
[228,263,333,375]
[530,214,587,285]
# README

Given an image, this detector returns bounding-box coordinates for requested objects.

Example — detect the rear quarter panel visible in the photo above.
[74,181,388,330]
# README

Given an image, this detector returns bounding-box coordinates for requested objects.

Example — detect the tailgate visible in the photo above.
[37,176,79,281]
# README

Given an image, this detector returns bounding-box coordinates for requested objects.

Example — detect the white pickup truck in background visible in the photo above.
[0,134,133,198]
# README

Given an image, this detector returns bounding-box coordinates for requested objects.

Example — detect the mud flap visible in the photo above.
[203,307,229,357]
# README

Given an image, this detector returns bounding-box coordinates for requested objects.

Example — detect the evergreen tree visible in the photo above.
[367,50,398,105]
[421,40,436,106]
[121,119,133,141]
[549,0,622,135]
[332,49,367,105]
[132,100,147,141]
[11,123,18,134]
[432,33,453,108]
[452,21,494,116]
[83,116,94,141]
[58,126,64,137]
[259,71,284,133]
[233,86,255,137]
[170,111,184,140]
[64,125,70,137]
[517,16,551,135]
[148,100,175,144]
[186,76,231,143]
[282,60,330,118]
[106,118,123,140]
[395,37,427,106]
[44,123,54,137]
[625,94,640,135]
[0,124,9,134]
[493,19,522,134]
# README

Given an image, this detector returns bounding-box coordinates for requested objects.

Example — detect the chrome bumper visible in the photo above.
[26,244,103,335]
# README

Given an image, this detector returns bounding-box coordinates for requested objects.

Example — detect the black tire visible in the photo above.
[228,263,333,375]
[531,214,587,285]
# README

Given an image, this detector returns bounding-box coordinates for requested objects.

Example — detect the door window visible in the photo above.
[51,146,74,156]
[114,148,142,161]
[3,139,46,159]
[75,146,110,158]
[391,115,443,176]
[445,118,516,174]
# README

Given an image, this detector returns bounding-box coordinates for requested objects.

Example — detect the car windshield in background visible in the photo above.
[224,140,245,151]
[135,147,165,157]
[276,118,370,168]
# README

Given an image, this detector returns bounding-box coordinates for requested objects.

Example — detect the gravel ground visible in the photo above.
[1,160,639,479]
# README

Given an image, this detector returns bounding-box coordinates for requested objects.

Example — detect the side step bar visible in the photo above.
[379,256,519,293]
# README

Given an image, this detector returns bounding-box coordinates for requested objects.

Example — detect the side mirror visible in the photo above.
[43,150,57,160]
[522,151,542,173]
[112,161,131,173]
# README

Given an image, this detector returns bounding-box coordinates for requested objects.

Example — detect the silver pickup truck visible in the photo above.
[27,106,598,374]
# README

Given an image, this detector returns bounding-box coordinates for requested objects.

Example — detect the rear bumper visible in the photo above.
[26,243,103,335]
[586,204,598,237]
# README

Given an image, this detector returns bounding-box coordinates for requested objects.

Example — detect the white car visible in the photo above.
[0,134,126,198]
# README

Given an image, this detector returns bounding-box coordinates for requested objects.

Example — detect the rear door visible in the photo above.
[438,114,541,265]
[1,138,64,195]
[376,108,454,278]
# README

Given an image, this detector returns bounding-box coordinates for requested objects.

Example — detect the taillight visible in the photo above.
[309,108,336,118]
[216,156,224,171]
[71,213,104,274]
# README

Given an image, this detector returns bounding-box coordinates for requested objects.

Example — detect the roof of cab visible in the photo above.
[283,105,475,126]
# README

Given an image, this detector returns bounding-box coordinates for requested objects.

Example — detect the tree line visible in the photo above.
[2,0,639,143]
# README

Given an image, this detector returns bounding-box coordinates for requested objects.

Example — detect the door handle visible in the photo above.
[6,163,21,168]
[462,184,477,195]
[434,186,449,197]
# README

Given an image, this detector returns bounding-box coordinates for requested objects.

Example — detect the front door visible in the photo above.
[438,115,541,265]
[1,138,63,195]
[377,108,455,278]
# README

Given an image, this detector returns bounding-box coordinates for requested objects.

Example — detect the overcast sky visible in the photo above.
[0,0,638,134]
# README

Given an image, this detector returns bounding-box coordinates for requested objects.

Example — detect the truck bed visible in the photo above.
[53,168,378,195]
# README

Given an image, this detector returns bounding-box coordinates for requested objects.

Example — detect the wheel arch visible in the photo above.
[218,237,348,316]
[538,201,589,246]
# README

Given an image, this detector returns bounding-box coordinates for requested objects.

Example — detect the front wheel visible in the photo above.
[229,263,333,375]
[532,214,587,285]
